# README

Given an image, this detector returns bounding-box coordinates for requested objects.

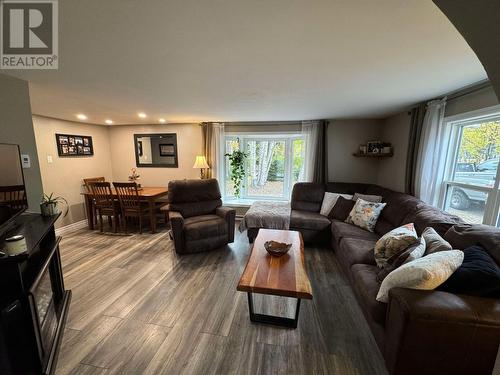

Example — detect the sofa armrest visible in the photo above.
[385,288,500,375]
[216,206,236,242]
[169,211,185,253]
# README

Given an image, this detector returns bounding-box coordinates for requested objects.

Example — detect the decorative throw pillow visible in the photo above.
[329,196,356,221]
[438,245,500,298]
[320,192,353,217]
[346,198,386,232]
[423,227,452,254]
[376,250,464,303]
[377,237,427,282]
[404,236,427,264]
[374,223,418,267]
[353,193,383,203]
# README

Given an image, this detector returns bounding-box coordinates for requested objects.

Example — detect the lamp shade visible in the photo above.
[193,155,210,169]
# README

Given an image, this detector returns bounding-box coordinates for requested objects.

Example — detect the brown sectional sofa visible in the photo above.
[290,182,500,375]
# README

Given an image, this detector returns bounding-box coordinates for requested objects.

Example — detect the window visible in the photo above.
[224,134,306,200]
[440,107,500,226]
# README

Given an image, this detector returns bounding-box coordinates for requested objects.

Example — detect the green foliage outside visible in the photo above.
[459,121,500,163]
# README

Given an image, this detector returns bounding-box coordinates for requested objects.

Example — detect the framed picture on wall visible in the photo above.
[56,133,94,157]
[159,143,175,156]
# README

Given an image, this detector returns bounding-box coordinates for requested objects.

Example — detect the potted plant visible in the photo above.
[40,193,69,217]
[225,146,247,198]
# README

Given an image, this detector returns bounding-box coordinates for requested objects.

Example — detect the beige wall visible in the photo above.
[376,112,411,192]
[33,116,114,227]
[0,74,43,212]
[108,124,202,186]
[327,119,383,184]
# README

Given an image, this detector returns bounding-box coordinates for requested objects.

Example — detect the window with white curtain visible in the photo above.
[224,133,306,200]
[439,106,500,227]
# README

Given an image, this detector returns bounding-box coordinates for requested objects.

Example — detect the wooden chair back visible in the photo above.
[113,182,141,212]
[0,185,28,210]
[88,181,114,209]
[83,177,105,192]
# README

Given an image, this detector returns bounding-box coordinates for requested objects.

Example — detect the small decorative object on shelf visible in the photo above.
[128,168,141,188]
[40,193,68,217]
[264,240,292,257]
[355,141,393,158]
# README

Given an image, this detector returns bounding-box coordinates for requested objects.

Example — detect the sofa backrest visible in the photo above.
[444,224,500,265]
[291,183,325,212]
[167,178,222,218]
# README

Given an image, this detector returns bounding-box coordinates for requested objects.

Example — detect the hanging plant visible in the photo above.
[225,144,247,198]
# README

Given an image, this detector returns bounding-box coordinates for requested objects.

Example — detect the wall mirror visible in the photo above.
[134,133,178,168]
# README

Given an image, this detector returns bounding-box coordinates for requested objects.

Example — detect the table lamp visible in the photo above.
[193,155,210,179]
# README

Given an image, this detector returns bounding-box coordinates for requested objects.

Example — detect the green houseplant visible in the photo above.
[40,193,69,217]
[225,147,247,198]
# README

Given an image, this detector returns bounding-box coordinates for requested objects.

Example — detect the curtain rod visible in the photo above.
[445,80,491,102]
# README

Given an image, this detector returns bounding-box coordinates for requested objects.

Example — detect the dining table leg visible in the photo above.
[85,195,94,230]
[149,199,156,234]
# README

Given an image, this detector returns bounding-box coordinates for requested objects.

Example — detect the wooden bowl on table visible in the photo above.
[264,240,292,257]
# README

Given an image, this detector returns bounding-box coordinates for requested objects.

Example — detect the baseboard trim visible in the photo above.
[55,220,88,236]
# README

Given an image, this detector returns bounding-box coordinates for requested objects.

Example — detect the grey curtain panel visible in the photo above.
[201,122,213,178]
[405,104,426,195]
[312,120,328,184]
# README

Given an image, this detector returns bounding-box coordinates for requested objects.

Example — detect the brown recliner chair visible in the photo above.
[167,179,236,254]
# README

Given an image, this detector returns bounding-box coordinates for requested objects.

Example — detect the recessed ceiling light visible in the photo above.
[105,119,113,125]
[159,118,166,123]
[76,114,87,120]
[138,112,147,118]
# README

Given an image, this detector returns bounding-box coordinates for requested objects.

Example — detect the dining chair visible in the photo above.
[0,185,28,211]
[113,182,151,234]
[88,181,121,233]
[83,177,105,227]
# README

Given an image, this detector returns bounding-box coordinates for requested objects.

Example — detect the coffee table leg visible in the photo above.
[247,292,301,329]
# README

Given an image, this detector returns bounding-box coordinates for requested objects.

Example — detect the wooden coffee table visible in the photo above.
[237,229,313,328]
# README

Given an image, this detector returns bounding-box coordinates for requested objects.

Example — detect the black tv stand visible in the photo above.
[0,213,71,375]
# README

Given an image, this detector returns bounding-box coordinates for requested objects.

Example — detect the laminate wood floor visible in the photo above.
[56,225,387,375]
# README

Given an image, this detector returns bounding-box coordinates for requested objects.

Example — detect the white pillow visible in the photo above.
[376,250,464,303]
[346,198,386,232]
[319,192,353,216]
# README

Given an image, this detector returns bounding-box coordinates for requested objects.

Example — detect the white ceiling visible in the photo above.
[6,0,487,125]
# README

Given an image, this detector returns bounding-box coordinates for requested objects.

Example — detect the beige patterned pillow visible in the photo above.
[374,223,419,268]
[376,250,464,303]
[423,227,452,254]
[346,198,386,233]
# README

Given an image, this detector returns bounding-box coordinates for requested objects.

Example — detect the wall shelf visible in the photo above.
[352,152,393,158]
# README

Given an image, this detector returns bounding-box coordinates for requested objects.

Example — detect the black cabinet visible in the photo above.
[0,213,71,375]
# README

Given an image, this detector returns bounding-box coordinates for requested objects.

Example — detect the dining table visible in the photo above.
[82,186,169,233]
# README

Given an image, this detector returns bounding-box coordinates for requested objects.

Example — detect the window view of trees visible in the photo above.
[224,136,305,199]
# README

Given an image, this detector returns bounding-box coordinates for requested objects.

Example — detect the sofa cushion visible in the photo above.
[329,196,356,221]
[331,220,380,242]
[346,199,386,232]
[351,264,387,326]
[290,210,331,231]
[414,204,463,236]
[184,215,227,241]
[339,237,377,267]
[377,250,464,303]
[422,227,452,254]
[437,245,500,298]
[291,183,325,212]
[374,223,419,268]
[353,193,383,203]
[444,224,500,264]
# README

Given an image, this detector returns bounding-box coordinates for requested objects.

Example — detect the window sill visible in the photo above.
[223,197,290,207]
